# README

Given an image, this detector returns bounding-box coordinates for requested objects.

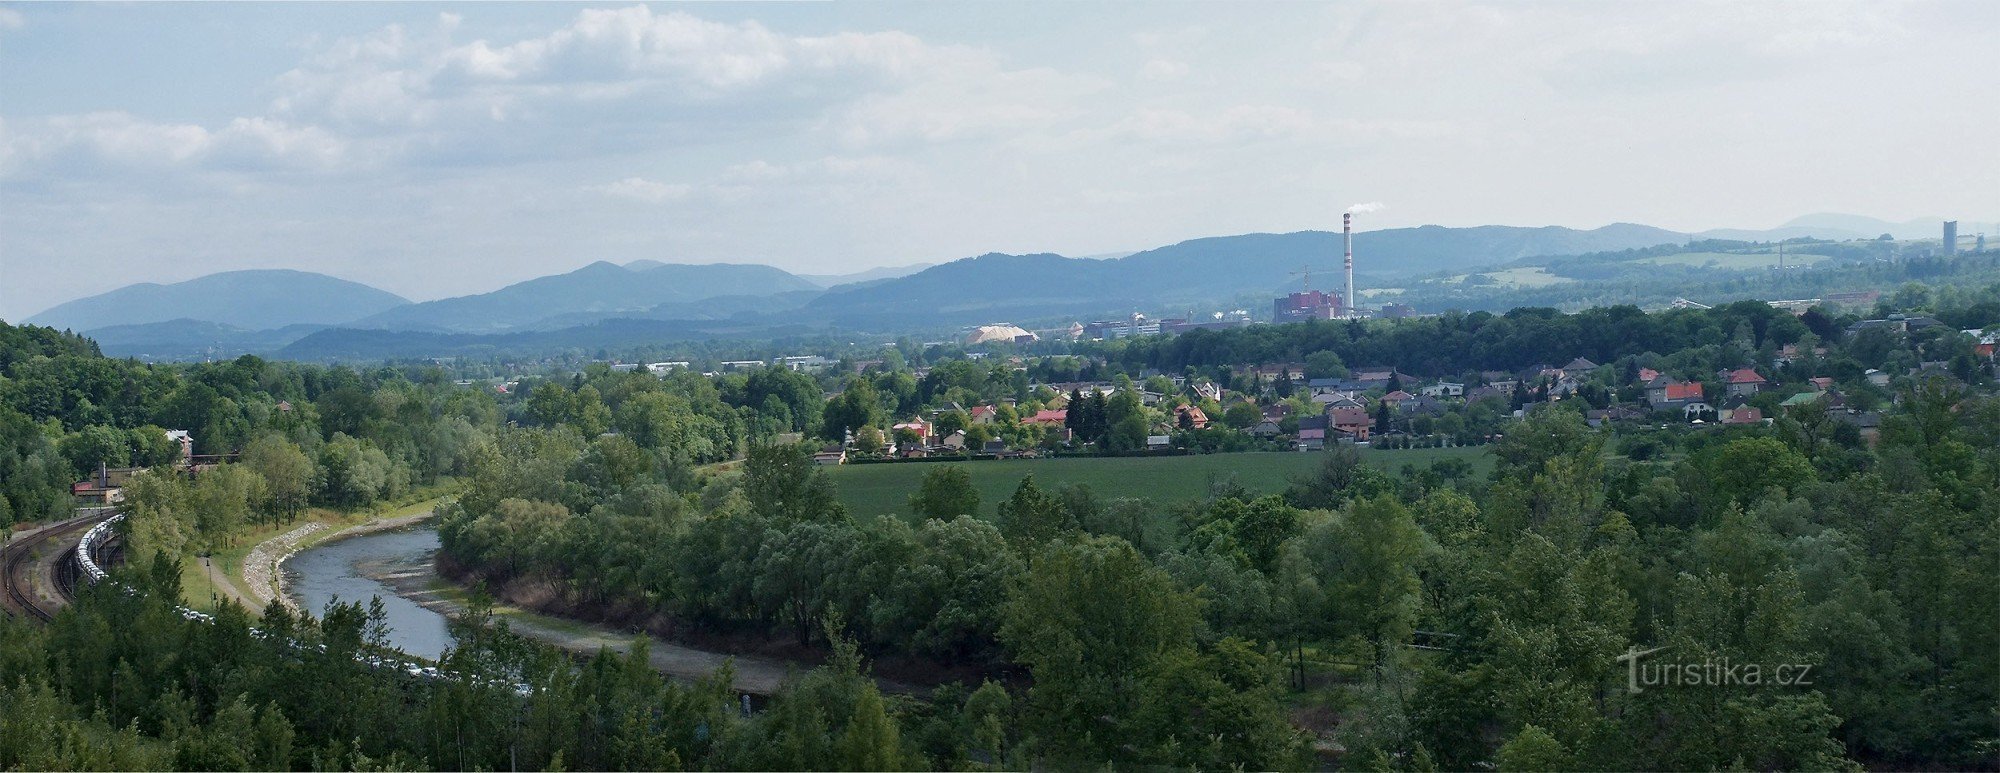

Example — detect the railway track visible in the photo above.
[2,510,117,622]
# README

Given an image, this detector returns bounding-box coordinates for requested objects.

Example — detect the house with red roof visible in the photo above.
[1723,367,1768,398]
[1022,409,1067,427]
[1330,406,1372,442]
[1645,377,1706,410]
[1722,406,1765,425]
[1174,404,1209,429]
[969,405,998,425]
[891,419,932,444]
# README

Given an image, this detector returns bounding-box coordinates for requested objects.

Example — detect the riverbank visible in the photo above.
[367,561,923,696]
[192,490,455,614]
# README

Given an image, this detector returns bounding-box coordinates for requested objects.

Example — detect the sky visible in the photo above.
[2,1,1996,319]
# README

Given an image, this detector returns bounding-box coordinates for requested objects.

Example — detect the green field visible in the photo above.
[827,447,1492,519]
[1447,266,1571,288]
[1636,251,1830,270]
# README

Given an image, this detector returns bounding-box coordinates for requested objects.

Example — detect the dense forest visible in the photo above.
[3,279,1997,770]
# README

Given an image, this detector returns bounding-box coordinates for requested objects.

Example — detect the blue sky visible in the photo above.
[2,1,1995,319]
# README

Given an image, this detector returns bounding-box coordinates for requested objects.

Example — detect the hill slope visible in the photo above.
[26,269,409,331]
[356,261,820,333]
[807,223,1691,326]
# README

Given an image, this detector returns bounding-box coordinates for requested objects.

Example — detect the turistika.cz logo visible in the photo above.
[1616,645,1815,694]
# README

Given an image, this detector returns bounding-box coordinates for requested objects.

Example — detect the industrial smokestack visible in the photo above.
[1343,212,1354,319]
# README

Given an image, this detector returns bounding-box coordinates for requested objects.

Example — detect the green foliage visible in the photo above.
[908,464,980,520]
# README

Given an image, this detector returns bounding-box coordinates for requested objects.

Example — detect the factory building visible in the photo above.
[1273,290,1343,322]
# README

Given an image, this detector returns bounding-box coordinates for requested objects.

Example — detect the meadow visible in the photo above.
[1635,250,1830,270]
[826,446,1493,519]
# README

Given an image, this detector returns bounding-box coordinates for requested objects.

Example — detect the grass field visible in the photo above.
[1636,251,1830,270]
[1446,266,1571,289]
[826,447,1492,519]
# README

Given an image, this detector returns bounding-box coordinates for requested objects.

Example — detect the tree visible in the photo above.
[1222,402,1262,430]
[59,425,130,478]
[1105,414,1150,453]
[909,465,981,521]
[241,434,314,522]
[1302,495,1425,663]
[742,443,845,522]
[822,380,882,441]
[1497,724,1573,772]
[854,426,886,455]
[1305,351,1348,380]
[1000,535,1201,766]
[995,475,1073,549]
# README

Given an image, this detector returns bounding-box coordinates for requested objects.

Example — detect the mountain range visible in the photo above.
[21,213,1978,359]
[350,261,819,333]
[25,269,408,332]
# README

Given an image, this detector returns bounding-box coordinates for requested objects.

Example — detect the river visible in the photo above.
[283,524,455,661]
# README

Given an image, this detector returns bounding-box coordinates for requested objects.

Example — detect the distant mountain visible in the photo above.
[806,223,1693,327]
[354,261,820,333]
[84,319,327,361]
[1778,213,1997,241]
[524,289,824,330]
[799,262,936,288]
[26,270,408,332]
[278,317,823,361]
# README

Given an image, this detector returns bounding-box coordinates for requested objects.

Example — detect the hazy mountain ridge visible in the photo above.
[805,222,1696,327]
[84,319,328,360]
[40,213,1957,359]
[25,269,409,332]
[353,261,821,333]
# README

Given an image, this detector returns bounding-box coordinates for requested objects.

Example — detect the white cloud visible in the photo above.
[0,112,349,179]
[0,8,22,32]
[1140,58,1189,80]
[594,176,691,203]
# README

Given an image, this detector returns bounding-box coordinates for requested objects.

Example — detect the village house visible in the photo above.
[1561,357,1599,378]
[1022,409,1068,428]
[1419,382,1465,398]
[1722,367,1767,398]
[1173,404,1210,429]
[1330,406,1372,443]
[1646,376,1705,410]
[1721,406,1765,426]
[891,419,932,445]
[1295,415,1329,451]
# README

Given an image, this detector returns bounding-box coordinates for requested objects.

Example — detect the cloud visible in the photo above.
[0,112,348,179]
[1140,58,1189,80]
[594,176,691,203]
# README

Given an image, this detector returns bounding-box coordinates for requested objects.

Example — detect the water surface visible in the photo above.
[284,525,453,661]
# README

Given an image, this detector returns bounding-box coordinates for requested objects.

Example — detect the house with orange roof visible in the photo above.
[1723,367,1768,398]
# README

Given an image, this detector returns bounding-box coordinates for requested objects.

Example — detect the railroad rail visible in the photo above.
[2,509,117,621]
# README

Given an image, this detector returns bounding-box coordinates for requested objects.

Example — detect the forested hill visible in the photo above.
[25,269,410,332]
[0,320,100,367]
[352,261,821,333]
[805,223,1691,326]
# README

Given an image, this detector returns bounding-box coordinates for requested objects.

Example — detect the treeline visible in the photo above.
[0,554,979,771]
[0,320,500,561]
[441,374,1999,768]
[1093,288,2000,380]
